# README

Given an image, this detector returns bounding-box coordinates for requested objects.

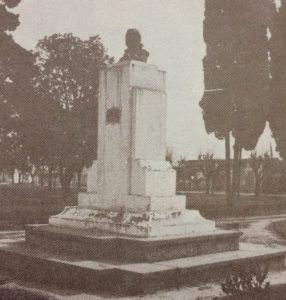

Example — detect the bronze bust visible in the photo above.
[119,29,149,63]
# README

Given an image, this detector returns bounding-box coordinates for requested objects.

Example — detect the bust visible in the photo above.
[119,29,149,63]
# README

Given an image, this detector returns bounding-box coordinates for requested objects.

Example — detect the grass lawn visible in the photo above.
[0,184,77,226]
[0,283,56,300]
[184,191,286,219]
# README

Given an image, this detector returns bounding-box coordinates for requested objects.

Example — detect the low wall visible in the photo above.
[181,192,286,219]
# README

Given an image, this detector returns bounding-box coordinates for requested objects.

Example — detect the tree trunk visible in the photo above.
[210,178,214,195]
[205,177,210,194]
[40,172,44,186]
[48,167,52,190]
[255,178,261,197]
[38,167,44,187]
[30,174,35,185]
[18,172,22,184]
[59,166,64,190]
[11,169,15,186]
[59,166,74,202]
[225,132,232,211]
[77,170,82,190]
[254,170,262,197]
[236,146,242,198]
[52,171,57,190]
[231,140,241,215]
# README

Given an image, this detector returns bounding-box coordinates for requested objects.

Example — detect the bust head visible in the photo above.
[125,28,142,49]
[119,28,149,63]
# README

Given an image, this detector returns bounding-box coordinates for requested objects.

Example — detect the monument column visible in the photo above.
[79,60,183,212]
[49,29,215,237]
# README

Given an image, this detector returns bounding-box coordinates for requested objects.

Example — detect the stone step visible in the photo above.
[0,232,284,296]
[25,224,241,262]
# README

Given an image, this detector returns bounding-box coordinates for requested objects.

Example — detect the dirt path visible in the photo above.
[240,217,286,249]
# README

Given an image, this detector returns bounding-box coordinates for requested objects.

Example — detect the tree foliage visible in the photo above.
[0,0,21,36]
[200,0,275,205]
[29,33,113,194]
[0,0,34,179]
[201,0,274,149]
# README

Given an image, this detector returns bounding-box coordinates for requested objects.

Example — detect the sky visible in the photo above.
[11,0,276,160]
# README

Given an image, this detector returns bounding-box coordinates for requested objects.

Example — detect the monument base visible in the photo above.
[0,228,283,296]
[49,206,216,238]
[26,224,241,263]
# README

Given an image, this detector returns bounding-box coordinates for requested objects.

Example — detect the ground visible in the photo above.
[1,216,286,299]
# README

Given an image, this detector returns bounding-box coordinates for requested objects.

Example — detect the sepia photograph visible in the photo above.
[1,0,286,299]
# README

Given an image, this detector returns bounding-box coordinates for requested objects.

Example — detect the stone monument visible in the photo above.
[22,30,285,293]
[49,29,216,238]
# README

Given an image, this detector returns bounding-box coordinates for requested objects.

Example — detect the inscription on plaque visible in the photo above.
[106,107,121,124]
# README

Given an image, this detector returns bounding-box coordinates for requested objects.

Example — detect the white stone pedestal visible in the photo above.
[50,60,216,237]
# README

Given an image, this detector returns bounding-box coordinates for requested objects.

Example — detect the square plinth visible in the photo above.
[48,207,217,237]
[25,224,241,263]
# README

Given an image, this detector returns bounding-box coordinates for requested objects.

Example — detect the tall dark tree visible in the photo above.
[200,0,275,210]
[31,33,113,196]
[0,0,34,179]
[0,0,33,107]
[269,0,286,159]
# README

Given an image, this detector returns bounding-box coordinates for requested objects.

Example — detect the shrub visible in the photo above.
[221,263,270,299]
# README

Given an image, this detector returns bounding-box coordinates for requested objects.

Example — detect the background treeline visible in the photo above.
[176,151,286,196]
